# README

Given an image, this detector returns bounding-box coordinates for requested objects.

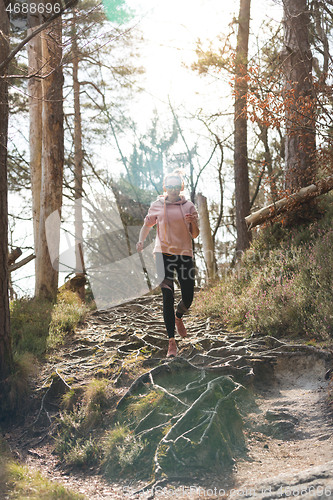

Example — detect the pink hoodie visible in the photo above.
[144,195,198,257]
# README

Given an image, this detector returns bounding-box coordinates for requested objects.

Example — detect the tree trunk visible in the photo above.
[234,0,251,252]
[196,193,216,281]
[0,0,13,405]
[27,1,43,276]
[282,0,316,192]
[245,174,333,229]
[36,8,64,300]
[72,11,85,301]
[258,124,277,202]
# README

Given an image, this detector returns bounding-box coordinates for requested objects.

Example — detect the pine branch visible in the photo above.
[0,0,78,74]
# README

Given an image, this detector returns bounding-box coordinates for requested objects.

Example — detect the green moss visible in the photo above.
[122,389,164,423]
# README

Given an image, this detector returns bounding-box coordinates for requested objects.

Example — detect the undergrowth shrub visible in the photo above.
[195,200,333,339]
[8,353,37,412]
[102,424,146,476]
[10,298,52,356]
[54,406,87,460]
[10,290,90,355]
[55,379,116,466]
[61,388,80,412]
[64,436,100,467]
[54,379,151,474]
[8,291,90,414]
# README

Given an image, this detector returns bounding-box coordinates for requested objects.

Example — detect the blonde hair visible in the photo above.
[163,169,185,192]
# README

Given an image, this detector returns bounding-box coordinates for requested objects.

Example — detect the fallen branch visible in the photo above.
[245,175,333,229]
[9,253,36,273]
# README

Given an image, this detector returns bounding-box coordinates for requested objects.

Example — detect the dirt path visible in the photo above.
[230,354,333,496]
[5,293,333,500]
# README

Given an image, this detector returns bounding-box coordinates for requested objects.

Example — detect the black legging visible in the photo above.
[156,253,195,339]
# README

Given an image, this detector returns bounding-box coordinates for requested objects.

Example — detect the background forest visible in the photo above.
[1,0,333,413]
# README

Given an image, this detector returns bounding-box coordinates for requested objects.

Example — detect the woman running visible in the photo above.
[136,170,199,357]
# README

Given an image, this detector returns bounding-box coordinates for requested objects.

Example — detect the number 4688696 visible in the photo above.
[6,2,61,14]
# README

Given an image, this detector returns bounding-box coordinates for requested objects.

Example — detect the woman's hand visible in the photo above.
[136,241,144,252]
[185,213,199,238]
[184,213,197,224]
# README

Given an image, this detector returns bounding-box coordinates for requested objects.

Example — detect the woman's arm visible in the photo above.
[190,220,200,238]
[184,213,200,239]
[136,225,152,252]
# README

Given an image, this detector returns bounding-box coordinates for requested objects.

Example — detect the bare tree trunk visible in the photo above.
[234,0,251,252]
[72,11,85,301]
[27,2,43,276]
[282,0,316,192]
[36,8,64,300]
[311,0,329,79]
[212,137,224,243]
[197,193,216,281]
[258,124,277,202]
[0,0,13,405]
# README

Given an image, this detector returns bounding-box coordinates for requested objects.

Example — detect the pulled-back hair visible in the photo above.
[163,169,185,192]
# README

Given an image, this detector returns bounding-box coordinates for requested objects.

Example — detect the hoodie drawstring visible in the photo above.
[164,197,169,244]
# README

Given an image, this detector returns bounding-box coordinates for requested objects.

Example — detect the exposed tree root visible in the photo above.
[18,292,332,488]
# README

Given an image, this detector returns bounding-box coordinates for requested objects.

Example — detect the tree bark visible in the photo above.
[36,6,64,300]
[196,193,216,281]
[234,0,252,252]
[72,11,85,301]
[0,0,13,405]
[282,0,316,192]
[258,124,277,202]
[27,1,43,280]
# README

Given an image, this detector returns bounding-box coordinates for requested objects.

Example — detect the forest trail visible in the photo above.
[5,292,333,499]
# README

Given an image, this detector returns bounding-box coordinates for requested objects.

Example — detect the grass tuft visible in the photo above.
[55,379,117,467]
[4,461,87,499]
[0,435,86,500]
[47,291,90,349]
